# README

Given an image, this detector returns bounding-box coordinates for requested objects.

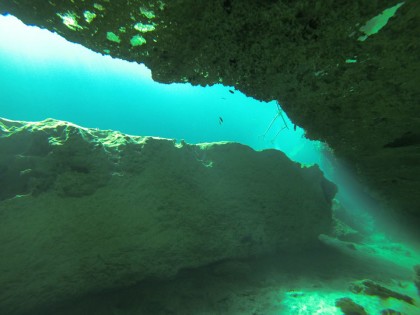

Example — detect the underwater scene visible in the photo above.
[0,2,419,315]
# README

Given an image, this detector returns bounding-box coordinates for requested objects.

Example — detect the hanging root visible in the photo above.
[261,102,289,142]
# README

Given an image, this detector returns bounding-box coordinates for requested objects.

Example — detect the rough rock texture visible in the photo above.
[0,0,418,222]
[335,297,368,315]
[414,264,420,295]
[0,118,334,315]
[350,279,415,305]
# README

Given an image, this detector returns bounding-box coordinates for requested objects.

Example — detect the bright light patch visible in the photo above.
[130,35,147,46]
[134,22,155,33]
[84,11,97,23]
[106,31,121,43]
[281,288,418,315]
[94,3,105,11]
[358,2,404,41]
[0,14,152,77]
[57,11,83,31]
[284,291,341,315]
[140,7,155,19]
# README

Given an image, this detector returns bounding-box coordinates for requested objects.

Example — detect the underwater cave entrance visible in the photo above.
[0,13,419,315]
[0,13,415,241]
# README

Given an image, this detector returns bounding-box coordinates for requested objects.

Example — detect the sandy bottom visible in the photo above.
[29,244,419,315]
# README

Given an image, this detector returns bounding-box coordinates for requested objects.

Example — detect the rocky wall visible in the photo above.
[0,118,335,315]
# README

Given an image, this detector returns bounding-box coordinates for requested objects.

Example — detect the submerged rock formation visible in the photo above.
[335,297,368,315]
[0,118,335,315]
[0,0,418,222]
[350,279,415,305]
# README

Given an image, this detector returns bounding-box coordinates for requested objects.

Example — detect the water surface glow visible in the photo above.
[0,14,324,167]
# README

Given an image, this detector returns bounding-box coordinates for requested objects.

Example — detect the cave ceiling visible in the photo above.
[0,0,419,222]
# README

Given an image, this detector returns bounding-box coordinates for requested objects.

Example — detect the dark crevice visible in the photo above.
[384,132,420,148]
[222,0,232,14]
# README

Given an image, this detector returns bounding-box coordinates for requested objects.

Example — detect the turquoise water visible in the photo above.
[0,14,324,168]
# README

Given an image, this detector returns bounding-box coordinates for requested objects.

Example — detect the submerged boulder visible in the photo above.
[0,117,335,315]
[335,297,368,315]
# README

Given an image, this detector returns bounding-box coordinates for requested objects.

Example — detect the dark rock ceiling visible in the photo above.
[0,0,419,222]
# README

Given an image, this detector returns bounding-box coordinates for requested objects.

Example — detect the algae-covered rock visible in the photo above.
[0,118,335,315]
[350,279,414,305]
[335,297,367,315]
